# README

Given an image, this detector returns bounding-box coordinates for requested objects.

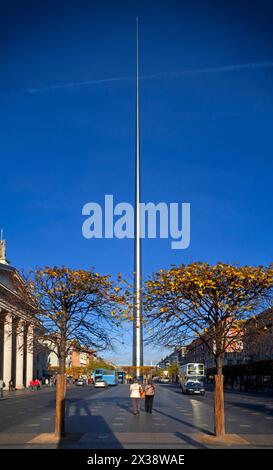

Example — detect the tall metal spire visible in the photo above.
[133,16,143,378]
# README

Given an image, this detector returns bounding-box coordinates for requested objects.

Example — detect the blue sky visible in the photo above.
[1,0,273,365]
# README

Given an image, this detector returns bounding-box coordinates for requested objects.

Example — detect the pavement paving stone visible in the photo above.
[1,383,273,448]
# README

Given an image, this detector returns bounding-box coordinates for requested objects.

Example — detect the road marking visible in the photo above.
[112,423,124,426]
[41,417,51,420]
[265,417,273,420]
[239,424,251,428]
[27,424,40,427]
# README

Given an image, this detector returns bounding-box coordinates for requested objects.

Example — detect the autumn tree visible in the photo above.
[27,266,123,438]
[143,262,273,436]
[88,357,115,371]
[120,365,158,382]
[168,363,179,382]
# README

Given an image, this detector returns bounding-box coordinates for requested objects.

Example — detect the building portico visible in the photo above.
[0,240,38,389]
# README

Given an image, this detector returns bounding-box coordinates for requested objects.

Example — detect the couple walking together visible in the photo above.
[130,378,156,415]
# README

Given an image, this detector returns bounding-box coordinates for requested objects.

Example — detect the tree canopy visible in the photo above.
[143,262,273,360]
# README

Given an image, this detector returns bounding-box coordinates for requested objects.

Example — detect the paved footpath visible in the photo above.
[0,383,273,449]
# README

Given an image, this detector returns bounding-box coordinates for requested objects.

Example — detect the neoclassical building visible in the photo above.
[0,240,46,389]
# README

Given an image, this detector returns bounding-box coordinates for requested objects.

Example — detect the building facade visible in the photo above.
[158,346,187,369]
[0,240,45,388]
[163,310,273,376]
[67,346,96,369]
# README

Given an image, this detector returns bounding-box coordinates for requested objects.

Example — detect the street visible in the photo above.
[0,384,273,448]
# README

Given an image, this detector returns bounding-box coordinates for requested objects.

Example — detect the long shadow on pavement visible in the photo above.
[152,407,214,436]
[174,432,208,449]
[59,397,122,449]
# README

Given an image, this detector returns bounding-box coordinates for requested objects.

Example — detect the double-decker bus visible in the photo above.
[178,363,205,394]
[94,369,118,386]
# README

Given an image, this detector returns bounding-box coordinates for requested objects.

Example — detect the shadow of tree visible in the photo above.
[152,407,214,435]
[57,396,122,448]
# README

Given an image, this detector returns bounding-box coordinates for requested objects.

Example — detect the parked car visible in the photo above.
[182,380,205,395]
[75,378,86,386]
[160,377,170,384]
[94,379,108,388]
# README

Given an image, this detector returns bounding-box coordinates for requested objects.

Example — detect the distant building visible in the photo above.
[177,310,273,373]
[46,341,97,372]
[158,346,187,369]
[68,346,97,368]
[244,308,273,362]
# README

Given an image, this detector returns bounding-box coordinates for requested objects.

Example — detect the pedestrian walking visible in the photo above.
[29,379,35,390]
[36,379,41,389]
[130,377,142,415]
[0,379,4,399]
[144,379,156,413]
[8,379,14,392]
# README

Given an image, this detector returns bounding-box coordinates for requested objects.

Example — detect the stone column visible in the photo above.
[26,325,33,386]
[15,320,24,389]
[3,313,12,389]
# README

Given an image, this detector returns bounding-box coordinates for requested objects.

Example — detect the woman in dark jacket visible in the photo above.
[144,380,156,413]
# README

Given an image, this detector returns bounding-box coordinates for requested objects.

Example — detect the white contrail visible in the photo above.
[27,75,133,93]
[1,61,273,96]
[141,61,273,80]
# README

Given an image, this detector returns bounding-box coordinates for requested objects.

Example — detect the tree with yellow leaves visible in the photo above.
[143,262,273,436]
[26,266,124,438]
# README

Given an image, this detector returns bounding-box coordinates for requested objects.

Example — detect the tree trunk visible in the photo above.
[55,355,66,438]
[214,354,225,436]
